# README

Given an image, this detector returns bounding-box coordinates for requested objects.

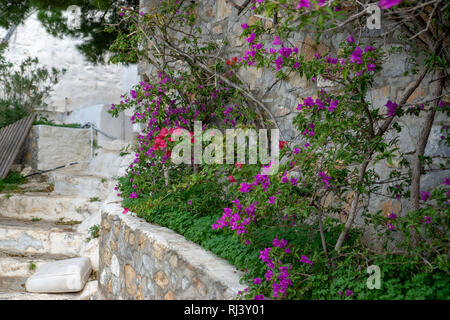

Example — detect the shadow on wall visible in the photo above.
[62,105,135,147]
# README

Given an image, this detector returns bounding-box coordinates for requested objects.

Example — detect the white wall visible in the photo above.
[0,13,138,113]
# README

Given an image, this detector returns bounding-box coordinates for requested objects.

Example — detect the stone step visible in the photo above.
[0,250,72,277]
[48,170,114,198]
[0,278,98,300]
[0,217,86,256]
[16,181,54,193]
[0,192,96,222]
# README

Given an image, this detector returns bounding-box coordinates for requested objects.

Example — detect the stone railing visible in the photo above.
[98,203,246,300]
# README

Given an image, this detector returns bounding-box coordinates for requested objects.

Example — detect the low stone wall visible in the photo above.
[98,203,246,300]
[20,125,91,171]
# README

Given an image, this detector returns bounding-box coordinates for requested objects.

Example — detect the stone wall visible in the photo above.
[98,203,245,300]
[20,125,91,171]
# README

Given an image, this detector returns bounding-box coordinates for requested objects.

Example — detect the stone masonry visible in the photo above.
[98,204,245,300]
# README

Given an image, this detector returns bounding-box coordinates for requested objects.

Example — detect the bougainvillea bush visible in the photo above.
[108,0,449,299]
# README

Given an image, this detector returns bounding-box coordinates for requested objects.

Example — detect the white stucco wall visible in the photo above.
[0,13,138,113]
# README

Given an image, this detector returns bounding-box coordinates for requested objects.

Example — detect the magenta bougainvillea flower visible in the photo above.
[273,35,283,46]
[265,269,273,281]
[328,99,339,112]
[379,0,402,10]
[240,182,253,193]
[129,192,138,199]
[247,33,256,43]
[346,34,355,43]
[423,216,432,224]
[349,47,363,64]
[318,171,331,188]
[385,100,398,117]
[388,212,397,220]
[299,255,313,265]
[297,0,310,9]
[420,191,430,201]
[273,236,288,249]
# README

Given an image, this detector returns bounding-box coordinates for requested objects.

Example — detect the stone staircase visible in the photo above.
[0,139,132,300]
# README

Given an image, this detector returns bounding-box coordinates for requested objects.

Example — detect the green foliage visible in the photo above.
[29,261,36,271]
[0,47,63,128]
[0,171,27,193]
[55,218,82,225]
[33,116,82,128]
[88,224,100,239]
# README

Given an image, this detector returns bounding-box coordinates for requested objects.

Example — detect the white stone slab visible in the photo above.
[25,257,92,293]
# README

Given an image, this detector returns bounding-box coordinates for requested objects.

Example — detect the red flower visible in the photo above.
[235,163,242,169]
[165,150,172,158]
[122,208,129,214]
[228,175,236,183]
[226,59,231,65]
[279,141,288,149]
[153,137,167,150]
[159,128,169,137]
[232,57,238,63]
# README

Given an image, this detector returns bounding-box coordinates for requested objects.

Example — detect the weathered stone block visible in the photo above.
[301,35,329,62]
[164,291,175,300]
[125,265,137,296]
[102,247,112,266]
[217,0,232,19]
[153,242,166,260]
[23,126,91,171]
[154,271,169,289]
[111,255,120,277]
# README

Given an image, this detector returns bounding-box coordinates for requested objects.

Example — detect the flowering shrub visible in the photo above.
[109,0,449,300]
